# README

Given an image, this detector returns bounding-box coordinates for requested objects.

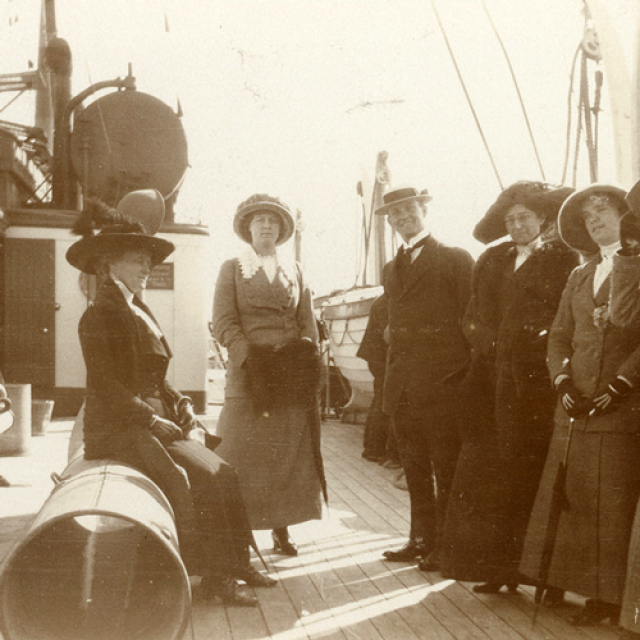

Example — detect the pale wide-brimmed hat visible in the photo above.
[374,185,432,216]
[558,183,628,253]
[66,190,174,274]
[473,181,574,244]
[233,193,295,245]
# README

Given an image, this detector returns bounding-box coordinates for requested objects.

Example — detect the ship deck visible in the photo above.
[0,416,624,640]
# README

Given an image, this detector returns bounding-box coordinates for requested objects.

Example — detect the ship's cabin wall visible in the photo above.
[1,208,210,417]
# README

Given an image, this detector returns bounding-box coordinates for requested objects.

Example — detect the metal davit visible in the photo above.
[0,457,190,640]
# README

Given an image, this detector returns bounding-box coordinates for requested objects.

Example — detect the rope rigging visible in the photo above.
[430,0,504,190]
[432,0,603,190]
[481,0,546,181]
[561,11,603,186]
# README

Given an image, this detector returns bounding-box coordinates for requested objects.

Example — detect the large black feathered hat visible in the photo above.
[473,181,574,244]
[66,189,174,275]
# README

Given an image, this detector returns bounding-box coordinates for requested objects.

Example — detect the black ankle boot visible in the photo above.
[201,574,258,607]
[272,527,297,556]
[570,599,620,626]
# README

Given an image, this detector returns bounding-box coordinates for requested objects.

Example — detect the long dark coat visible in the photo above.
[80,280,182,459]
[610,254,640,630]
[79,279,252,576]
[212,253,325,530]
[442,239,578,584]
[383,236,473,550]
[520,257,640,605]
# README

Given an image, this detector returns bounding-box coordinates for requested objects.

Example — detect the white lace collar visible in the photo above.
[238,246,298,283]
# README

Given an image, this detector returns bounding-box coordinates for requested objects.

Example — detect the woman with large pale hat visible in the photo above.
[68,190,275,607]
[212,193,326,557]
[520,182,640,626]
[441,181,578,597]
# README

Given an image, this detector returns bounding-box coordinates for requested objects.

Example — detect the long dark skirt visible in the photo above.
[442,355,550,585]
[111,434,253,577]
[520,424,640,605]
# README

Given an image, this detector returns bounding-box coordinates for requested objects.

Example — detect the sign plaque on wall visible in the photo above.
[147,263,174,290]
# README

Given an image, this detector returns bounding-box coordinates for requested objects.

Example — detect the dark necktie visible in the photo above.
[396,236,428,284]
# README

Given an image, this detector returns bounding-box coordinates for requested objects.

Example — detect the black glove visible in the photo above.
[620,212,640,256]
[557,378,592,419]
[592,376,633,415]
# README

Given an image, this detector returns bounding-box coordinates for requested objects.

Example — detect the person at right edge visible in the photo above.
[377,185,474,572]
[520,183,640,627]
[607,179,640,639]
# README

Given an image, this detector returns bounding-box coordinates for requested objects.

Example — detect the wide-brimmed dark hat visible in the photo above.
[233,193,295,245]
[558,183,628,253]
[66,190,174,274]
[473,181,573,244]
[374,185,432,216]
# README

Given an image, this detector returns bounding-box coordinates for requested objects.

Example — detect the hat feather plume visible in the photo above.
[72,198,146,237]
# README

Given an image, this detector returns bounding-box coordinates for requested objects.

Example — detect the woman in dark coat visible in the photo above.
[602,181,640,637]
[213,194,325,556]
[520,183,640,626]
[442,182,578,593]
[68,192,275,607]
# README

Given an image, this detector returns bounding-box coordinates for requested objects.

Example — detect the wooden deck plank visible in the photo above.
[258,536,350,640]
[322,423,409,521]
[297,527,386,640]
[190,595,232,640]
[323,488,457,640]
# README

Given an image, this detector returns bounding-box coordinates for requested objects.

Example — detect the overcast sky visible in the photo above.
[1,0,638,296]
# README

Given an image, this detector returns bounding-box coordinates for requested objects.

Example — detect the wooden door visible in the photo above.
[4,238,56,394]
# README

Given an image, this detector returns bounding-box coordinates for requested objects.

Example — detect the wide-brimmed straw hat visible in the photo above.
[558,183,628,254]
[66,189,174,275]
[473,181,574,244]
[374,185,432,216]
[233,193,295,245]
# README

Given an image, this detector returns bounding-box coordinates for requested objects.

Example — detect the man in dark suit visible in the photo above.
[378,185,474,571]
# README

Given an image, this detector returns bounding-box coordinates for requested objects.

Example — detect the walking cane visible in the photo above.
[531,416,576,627]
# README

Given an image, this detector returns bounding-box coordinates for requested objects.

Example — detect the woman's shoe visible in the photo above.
[472,582,518,594]
[542,587,565,607]
[235,565,278,587]
[272,528,298,556]
[201,574,258,607]
[570,599,620,626]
